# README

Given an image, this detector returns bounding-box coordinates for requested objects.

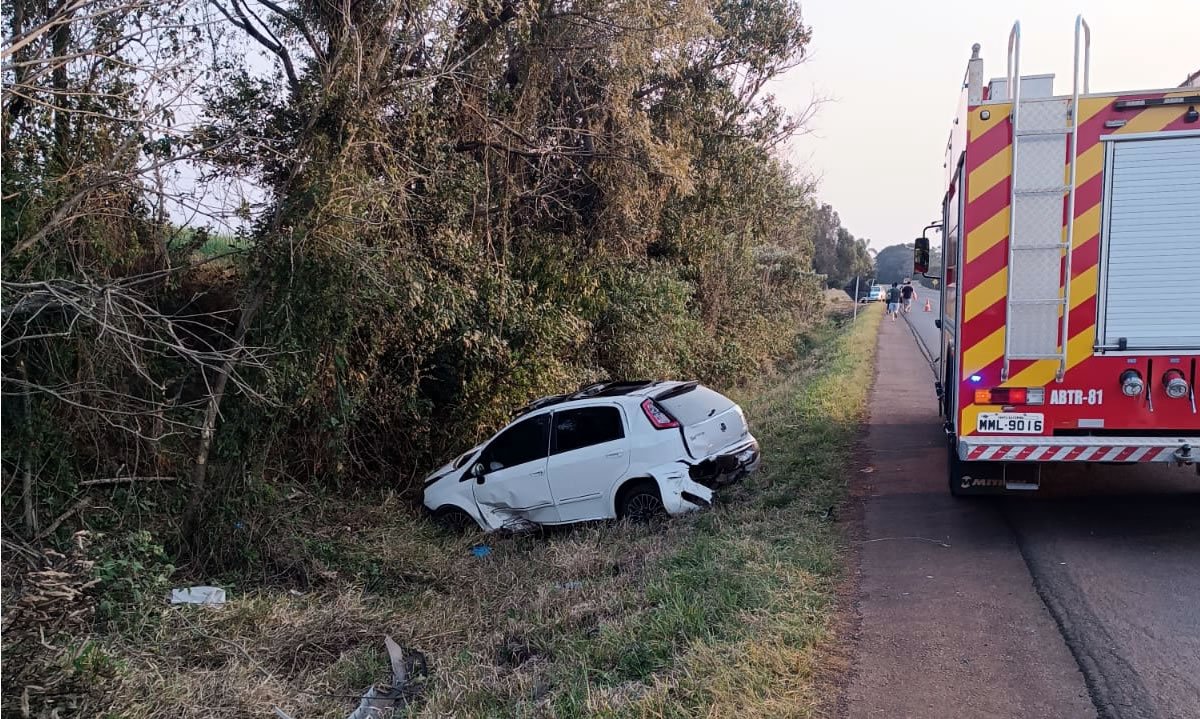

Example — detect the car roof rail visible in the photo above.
[512,380,664,418]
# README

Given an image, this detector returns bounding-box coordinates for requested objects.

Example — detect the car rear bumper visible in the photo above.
[959,436,1199,464]
[689,439,761,488]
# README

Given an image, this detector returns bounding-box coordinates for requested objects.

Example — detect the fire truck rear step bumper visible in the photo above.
[959,437,1199,463]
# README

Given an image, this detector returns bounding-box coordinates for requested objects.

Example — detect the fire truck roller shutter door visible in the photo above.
[1099,133,1200,350]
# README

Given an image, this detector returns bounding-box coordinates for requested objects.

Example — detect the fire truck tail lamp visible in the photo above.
[974,387,1045,405]
[1119,370,1145,398]
[1162,370,1189,400]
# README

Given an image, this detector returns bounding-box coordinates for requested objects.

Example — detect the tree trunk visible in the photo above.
[181,287,264,546]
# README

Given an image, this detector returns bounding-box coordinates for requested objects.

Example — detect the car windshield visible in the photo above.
[453,449,479,469]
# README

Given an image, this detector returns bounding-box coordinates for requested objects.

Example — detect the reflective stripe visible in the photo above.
[1050,445,1075,461]
[1126,446,1152,462]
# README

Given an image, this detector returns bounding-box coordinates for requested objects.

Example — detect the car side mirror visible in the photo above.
[913,237,930,275]
[471,462,486,483]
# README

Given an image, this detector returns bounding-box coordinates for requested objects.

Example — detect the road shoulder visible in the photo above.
[843,315,1094,719]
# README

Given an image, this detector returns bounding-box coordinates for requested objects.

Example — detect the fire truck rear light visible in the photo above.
[1120,369,1145,398]
[975,387,1039,405]
[1163,370,1189,400]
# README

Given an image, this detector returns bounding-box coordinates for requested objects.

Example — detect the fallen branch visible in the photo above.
[78,475,177,487]
[859,536,952,548]
[33,497,91,542]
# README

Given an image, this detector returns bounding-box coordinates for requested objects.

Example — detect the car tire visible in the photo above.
[616,480,666,522]
[433,506,477,533]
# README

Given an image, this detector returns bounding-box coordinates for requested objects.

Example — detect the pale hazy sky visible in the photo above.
[774,0,1200,249]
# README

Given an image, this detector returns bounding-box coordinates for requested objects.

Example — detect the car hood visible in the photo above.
[424,444,484,485]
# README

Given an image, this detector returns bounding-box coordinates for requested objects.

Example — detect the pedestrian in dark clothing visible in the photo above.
[886,283,902,321]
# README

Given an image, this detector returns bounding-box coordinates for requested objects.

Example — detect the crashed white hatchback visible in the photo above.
[422,381,760,531]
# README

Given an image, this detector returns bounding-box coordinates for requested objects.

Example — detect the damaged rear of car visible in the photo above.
[422,380,760,532]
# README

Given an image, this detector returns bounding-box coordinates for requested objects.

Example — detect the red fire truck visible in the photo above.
[913,16,1200,494]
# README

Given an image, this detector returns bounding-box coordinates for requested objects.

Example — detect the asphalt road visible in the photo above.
[848,308,1200,719]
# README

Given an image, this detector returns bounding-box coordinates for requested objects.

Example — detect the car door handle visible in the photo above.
[606,451,624,458]
[531,470,545,476]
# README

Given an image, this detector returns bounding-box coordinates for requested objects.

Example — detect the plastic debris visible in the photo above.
[556,580,583,591]
[170,586,226,605]
[345,636,428,719]
[470,544,492,558]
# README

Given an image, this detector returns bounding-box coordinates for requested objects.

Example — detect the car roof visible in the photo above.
[511,380,698,418]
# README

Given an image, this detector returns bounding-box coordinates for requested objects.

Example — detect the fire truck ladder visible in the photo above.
[1001,16,1090,382]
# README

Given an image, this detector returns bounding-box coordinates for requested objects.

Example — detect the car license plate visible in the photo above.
[976,412,1044,434]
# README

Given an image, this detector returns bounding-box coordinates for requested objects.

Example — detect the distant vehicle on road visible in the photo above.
[914,16,1199,496]
[861,285,885,303]
[423,380,760,531]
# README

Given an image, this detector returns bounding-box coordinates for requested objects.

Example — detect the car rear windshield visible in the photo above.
[657,386,734,425]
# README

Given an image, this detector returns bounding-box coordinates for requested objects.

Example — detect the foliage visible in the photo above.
[809,203,874,288]
[93,530,175,630]
[0,3,875,712]
[873,243,917,285]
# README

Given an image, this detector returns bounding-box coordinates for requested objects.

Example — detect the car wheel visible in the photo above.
[433,506,477,533]
[617,480,666,522]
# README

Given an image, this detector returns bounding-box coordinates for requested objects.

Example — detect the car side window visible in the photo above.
[481,414,550,472]
[552,406,625,455]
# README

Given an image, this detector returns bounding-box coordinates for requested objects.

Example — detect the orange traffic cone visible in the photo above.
[923,299,931,312]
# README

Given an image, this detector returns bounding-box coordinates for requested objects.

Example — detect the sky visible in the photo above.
[772,0,1200,251]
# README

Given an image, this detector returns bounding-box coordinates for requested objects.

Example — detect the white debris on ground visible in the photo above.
[169,586,227,605]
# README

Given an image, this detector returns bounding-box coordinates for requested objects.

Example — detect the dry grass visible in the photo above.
[5,305,883,719]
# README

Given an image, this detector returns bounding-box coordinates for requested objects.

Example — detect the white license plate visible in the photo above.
[976,412,1044,434]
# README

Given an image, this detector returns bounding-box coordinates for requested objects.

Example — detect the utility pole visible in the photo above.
[853,276,861,320]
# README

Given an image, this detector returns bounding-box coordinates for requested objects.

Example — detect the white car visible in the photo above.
[422,380,760,531]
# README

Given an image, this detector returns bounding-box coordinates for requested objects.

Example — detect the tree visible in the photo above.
[809,203,872,287]
[874,243,917,285]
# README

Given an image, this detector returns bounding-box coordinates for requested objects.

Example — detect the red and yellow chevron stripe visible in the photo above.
[957,90,1198,435]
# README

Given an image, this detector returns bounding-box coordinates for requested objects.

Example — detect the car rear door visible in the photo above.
[547,405,631,522]
[656,384,749,459]
[472,413,558,527]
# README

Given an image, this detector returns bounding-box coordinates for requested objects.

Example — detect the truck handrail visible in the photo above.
[1060,15,1091,380]
[1002,21,1020,380]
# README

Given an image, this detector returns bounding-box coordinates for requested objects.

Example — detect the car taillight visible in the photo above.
[641,398,679,429]
[1163,370,1190,400]
[974,387,1044,405]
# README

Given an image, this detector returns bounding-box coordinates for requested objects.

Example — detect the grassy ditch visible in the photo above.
[28,305,882,718]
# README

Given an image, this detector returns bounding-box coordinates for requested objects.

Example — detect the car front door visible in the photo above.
[547,405,631,522]
[471,413,557,528]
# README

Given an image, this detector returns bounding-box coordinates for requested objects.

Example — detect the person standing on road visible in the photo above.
[886,282,902,321]
[901,279,917,314]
